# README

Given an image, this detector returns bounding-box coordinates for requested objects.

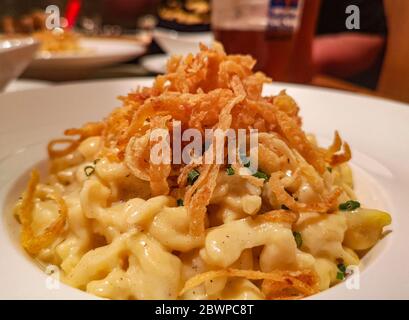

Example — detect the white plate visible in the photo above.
[153,29,213,55]
[0,38,39,91]
[140,54,168,74]
[4,79,52,93]
[1,79,409,299]
[24,38,147,81]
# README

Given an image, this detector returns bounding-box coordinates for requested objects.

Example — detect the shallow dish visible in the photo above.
[0,78,408,299]
[153,28,213,55]
[0,38,39,91]
[140,53,168,74]
[24,37,147,81]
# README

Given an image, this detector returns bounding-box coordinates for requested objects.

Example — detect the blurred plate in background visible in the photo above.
[24,37,147,81]
[153,28,213,55]
[142,29,214,74]
[140,53,168,74]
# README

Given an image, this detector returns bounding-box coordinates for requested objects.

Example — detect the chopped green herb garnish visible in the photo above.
[252,170,269,180]
[339,200,360,211]
[327,167,332,173]
[293,231,303,248]
[84,165,95,177]
[281,204,290,210]
[336,263,347,280]
[187,169,200,185]
[226,166,235,176]
[338,263,347,273]
[177,199,184,206]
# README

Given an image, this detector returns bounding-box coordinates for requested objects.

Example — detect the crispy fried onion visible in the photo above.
[48,122,104,159]
[47,138,79,159]
[125,131,150,181]
[64,121,105,139]
[331,144,351,167]
[268,172,341,214]
[325,131,352,166]
[293,151,325,193]
[272,90,301,123]
[261,269,319,299]
[326,131,342,158]
[302,187,342,213]
[258,132,298,168]
[185,79,246,236]
[268,172,300,212]
[275,110,326,174]
[149,115,172,196]
[18,170,67,255]
[179,268,319,299]
[185,164,219,235]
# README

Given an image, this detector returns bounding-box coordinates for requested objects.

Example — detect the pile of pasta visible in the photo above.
[15,43,391,300]
[33,28,81,54]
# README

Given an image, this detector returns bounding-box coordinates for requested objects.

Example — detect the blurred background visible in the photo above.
[0,0,408,103]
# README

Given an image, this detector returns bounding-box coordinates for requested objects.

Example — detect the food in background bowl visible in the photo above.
[159,0,210,26]
[1,12,83,56]
[33,29,81,54]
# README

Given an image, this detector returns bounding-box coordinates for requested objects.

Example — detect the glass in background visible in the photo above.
[79,0,102,35]
[212,0,321,83]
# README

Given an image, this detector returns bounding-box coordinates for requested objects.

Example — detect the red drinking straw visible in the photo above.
[65,0,82,28]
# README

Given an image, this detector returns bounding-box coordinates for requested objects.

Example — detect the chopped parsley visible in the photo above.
[177,199,184,206]
[226,166,235,176]
[293,231,303,248]
[338,263,347,273]
[337,263,347,280]
[252,170,269,180]
[336,272,345,280]
[187,169,200,185]
[339,200,360,211]
[84,165,95,177]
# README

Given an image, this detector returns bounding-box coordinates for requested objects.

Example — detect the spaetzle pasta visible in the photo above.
[14,43,391,300]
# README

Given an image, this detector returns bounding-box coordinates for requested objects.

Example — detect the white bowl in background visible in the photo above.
[140,53,169,74]
[0,38,39,92]
[24,37,147,81]
[153,28,213,55]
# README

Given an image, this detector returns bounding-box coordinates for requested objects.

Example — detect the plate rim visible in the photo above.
[33,37,147,62]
